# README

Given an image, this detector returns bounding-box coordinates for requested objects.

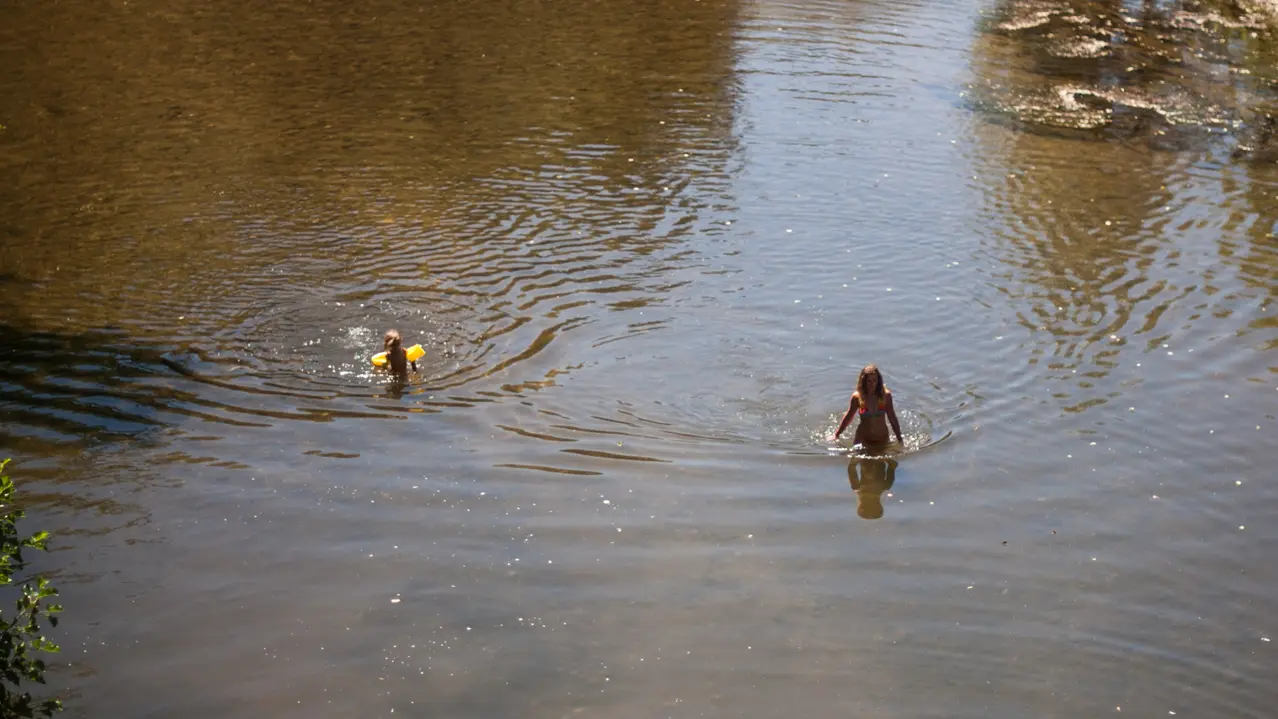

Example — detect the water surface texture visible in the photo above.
[2,0,1276,716]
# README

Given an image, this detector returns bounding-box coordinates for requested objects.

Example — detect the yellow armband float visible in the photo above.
[371,344,425,367]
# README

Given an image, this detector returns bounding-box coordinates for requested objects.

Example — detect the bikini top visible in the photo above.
[857,394,887,417]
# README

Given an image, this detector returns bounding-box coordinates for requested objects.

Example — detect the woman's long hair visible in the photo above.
[857,364,885,402]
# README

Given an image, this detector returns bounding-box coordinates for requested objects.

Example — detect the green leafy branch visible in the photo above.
[0,459,63,718]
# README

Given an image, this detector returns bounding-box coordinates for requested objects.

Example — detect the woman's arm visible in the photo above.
[886,391,903,444]
[833,394,860,440]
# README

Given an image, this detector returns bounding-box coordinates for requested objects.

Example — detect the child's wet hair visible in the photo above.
[384,329,402,352]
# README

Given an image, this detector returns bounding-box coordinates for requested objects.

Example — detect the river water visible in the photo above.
[2,0,1276,716]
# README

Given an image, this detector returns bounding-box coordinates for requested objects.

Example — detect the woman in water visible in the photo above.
[833,364,903,449]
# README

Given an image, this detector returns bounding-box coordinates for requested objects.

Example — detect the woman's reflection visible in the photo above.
[847,457,898,519]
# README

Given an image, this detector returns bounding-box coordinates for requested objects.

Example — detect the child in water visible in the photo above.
[382,329,418,375]
[833,364,903,449]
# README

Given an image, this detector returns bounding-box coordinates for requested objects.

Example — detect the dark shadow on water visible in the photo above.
[0,321,450,461]
[0,322,337,458]
[847,456,897,520]
[0,323,184,453]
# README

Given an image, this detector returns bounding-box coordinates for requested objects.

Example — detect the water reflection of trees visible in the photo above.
[968,0,1278,411]
[0,0,742,341]
[972,0,1278,148]
[1233,161,1278,351]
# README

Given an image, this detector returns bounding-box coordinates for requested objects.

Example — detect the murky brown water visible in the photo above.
[2,0,1276,716]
